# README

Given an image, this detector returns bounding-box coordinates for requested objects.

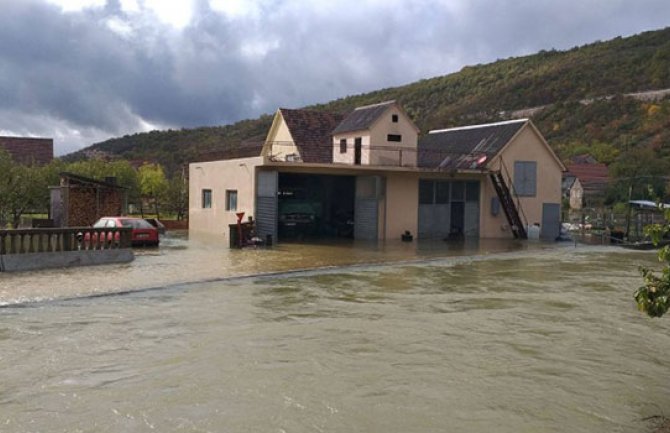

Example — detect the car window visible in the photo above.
[119,219,154,229]
[106,219,117,228]
[93,219,108,228]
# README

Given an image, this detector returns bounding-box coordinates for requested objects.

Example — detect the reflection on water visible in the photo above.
[1,235,669,432]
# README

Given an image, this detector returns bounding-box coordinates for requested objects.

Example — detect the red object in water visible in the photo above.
[236,212,245,247]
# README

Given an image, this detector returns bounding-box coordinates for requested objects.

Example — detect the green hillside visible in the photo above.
[65,26,670,197]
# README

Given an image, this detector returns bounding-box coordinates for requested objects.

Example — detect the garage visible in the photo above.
[276,173,356,241]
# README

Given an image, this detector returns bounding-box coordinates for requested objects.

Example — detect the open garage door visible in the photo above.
[256,170,278,243]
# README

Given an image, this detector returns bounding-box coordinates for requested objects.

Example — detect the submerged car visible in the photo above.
[90,216,160,247]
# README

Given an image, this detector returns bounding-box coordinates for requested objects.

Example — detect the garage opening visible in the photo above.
[277,173,355,241]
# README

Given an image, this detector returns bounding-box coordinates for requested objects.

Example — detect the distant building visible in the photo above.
[563,157,609,209]
[50,172,127,227]
[0,136,53,165]
[190,100,566,243]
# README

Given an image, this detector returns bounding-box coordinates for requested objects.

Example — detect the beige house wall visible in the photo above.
[332,134,372,165]
[264,112,300,162]
[384,172,419,239]
[332,105,418,167]
[480,125,563,238]
[188,156,263,237]
[368,107,418,167]
[569,178,583,209]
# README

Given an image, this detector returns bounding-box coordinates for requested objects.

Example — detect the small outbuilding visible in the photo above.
[50,172,127,227]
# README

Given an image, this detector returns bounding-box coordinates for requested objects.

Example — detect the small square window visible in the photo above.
[202,189,212,209]
[391,114,399,123]
[226,190,238,211]
[387,134,402,142]
[339,138,347,153]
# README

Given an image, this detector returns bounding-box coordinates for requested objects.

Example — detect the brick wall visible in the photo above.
[0,136,54,165]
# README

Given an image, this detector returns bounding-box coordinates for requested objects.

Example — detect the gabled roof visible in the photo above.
[279,108,344,163]
[332,100,397,135]
[565,162,609,192]
[418,119,528,170]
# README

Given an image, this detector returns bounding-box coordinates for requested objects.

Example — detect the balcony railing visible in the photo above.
[0,227,133,255]
[265,141,495,171]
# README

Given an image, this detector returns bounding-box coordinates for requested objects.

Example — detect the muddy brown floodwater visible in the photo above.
[1,232,669,432]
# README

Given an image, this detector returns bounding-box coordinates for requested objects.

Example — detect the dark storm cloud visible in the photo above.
[1,0,669,154]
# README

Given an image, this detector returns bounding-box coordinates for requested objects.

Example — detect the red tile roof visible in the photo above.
[566,163,609,191]
[0,136,53,165]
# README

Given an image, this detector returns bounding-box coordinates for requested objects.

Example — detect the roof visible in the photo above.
[418,119,528,170]
[630,200,670,210]
[565,163,609,192]
[0,136,53,166]
[332,100,396,135]
[59,172,127,189]
[279,108,344,163]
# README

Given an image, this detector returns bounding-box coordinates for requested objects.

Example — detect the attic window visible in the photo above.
[387,134,402,142]
[392,114,399,123]
[340,138,347,153]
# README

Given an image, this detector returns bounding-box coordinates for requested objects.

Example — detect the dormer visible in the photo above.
[262,108,343,163]
[332,101,419,167]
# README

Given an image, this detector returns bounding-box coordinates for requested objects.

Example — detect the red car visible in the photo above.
[90,217,160,247]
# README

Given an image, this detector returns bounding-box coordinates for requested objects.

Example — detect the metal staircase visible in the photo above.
[490,171,528,239]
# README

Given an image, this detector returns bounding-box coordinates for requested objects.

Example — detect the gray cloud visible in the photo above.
[1,0,669,155]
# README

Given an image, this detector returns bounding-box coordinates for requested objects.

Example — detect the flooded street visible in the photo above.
[2,235,670,432]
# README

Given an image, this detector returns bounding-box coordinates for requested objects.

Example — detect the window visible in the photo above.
[419,180,434,204]
[391,114,399,123]
[202,189,212,209]
[339,138,347,153]
[465,182,480,202]
[513,161,537,196]
[435,181,450,204]
[451,181,464,202]
[387,134,402,142]
[226,190,238,211]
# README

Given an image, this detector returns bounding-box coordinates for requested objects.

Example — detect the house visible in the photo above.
[189,101,565,243]
[563,158,609,209]
[0,136,53,165]
[50,172,128,227]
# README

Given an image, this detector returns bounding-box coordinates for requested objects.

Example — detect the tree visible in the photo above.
[138,163,168,219]
[0,149,51,227]
[163,167,188,220]
[635,210,670,317]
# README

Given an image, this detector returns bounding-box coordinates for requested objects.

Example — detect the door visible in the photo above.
[354,176,381,240]
[255,170,278,243]
[540,203,560,241]
[354,138,362,165]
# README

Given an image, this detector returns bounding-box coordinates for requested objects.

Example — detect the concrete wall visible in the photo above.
[480,125,564,238]
[1,249,133,272]
[189,156,263,236]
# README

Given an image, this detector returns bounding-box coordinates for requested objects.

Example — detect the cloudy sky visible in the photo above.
[1,0,669,155]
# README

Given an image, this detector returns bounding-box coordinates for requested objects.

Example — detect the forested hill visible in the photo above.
[65,27,670,176]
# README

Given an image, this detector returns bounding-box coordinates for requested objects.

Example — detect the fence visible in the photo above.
[0,227,133,255]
